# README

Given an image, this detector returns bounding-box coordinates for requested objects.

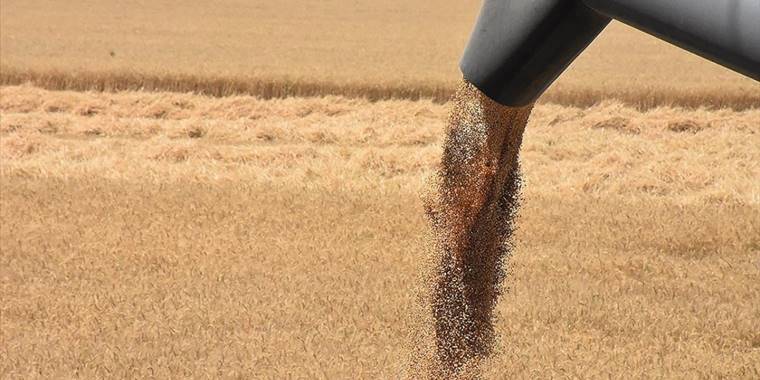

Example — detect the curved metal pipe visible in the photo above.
[461,0,760,106]
[460,0,610,106]
[583,0,760,83]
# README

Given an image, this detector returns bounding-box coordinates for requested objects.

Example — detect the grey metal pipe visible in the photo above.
[584,0,760,83]
[461,0,760,106]
[460,0,611,106]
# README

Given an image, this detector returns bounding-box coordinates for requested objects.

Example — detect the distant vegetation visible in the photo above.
[2,0,758,109]
[3,67,759,110]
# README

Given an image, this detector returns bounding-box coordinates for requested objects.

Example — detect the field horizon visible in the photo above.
[3,1,760,110]
[3,66,760,111]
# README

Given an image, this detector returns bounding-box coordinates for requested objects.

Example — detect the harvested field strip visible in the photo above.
[2,85,758,203]
[0,67,452,104]
[3,68,759,110]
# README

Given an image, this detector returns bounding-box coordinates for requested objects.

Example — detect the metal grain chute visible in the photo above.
[460,0,760,106]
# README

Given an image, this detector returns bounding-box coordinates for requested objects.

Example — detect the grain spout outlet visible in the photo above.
[461,0,760,106]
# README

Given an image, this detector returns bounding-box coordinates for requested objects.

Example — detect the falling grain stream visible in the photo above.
[418,80,533,378]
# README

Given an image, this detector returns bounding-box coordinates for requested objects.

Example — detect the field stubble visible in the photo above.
[1,85,759,377]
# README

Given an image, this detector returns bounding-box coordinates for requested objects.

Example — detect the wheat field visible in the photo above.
[2,0,760,108]
[1,0,760,378]
[1,85,759,378]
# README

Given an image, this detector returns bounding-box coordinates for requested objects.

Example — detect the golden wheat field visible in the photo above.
[1,0,760,378]
[2,0,760,108]
[2,85,759,378]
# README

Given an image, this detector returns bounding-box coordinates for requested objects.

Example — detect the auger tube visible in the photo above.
[583,0,760,82]
[460,0,611,106]
[461,0,760,106]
